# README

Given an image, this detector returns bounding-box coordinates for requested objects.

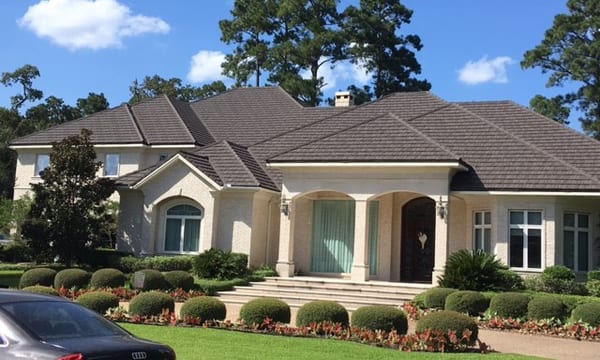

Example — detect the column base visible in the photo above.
[351,264,369,282]
[276,261,295,277]
[431,268,444,285]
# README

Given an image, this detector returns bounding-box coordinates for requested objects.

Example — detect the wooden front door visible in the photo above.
[401,197,435,283]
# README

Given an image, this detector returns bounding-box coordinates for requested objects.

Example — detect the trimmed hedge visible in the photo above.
[54,268,90,290]
[571,302,600,326]
[90,268,126,289]
[77,291,120,314]
[192,248,248,280]
[21,285,59,296]
[444,290,489,316]
[296,300,349,327]
[164,270,195,291]
[180,296,227,323]
[19,268,56,288]
[416,311,478,346]
[240,298,290,325]
[527,296,568,321]
[118,255,194,273]
[351,305,408,334]
[132,269,167,291]
[128,291,175,317]
[422,287,457,309]
[488,292,530,318]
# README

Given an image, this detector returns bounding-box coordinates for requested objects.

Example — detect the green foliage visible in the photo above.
[351,305,408,334]
[180,296,227,323]
[527,296,568,321]
[421,287,457,309]
[164,270,195,291]
[496,269,525,291]
[416,311,478,345]
[77,291,120,314]
[240,298,291,325]
[129,75,226,104]
[571,302,600,326]
[192,248,248,280]
[529,94,571,124]
[588,270,600,281]
[21,285,59,296]
[488,292,530,318]
[132,269,168,291]
[444,290,489,316]
[543,265,576,282]
[0,239,32,263]
[85,248,130,269]
[438,249,509,291]
[195,278,249,296]
[19,267,56,288]
[118,255,193,273]
[54,268,90,290]
[525,267,586,295]
[0,195,32,242]
[251,265,278,279]
[128,291,175,317]
[90,268,126,288]
[586,279,600,297]
[296,300,349,327]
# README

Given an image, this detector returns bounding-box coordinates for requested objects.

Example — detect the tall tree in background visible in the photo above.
[77,92,110,116]
[129,75,226,104]
[522,0,600,138]
[0,64,43,110]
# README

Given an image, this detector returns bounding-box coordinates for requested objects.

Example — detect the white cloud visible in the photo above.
[187,50,226,83]
[19,0,170,50]
[302,58,371,91]
[458,56,514,85]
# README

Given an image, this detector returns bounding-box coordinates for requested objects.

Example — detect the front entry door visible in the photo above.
[401,197,435,283]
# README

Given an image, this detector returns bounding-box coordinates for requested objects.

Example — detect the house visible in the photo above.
[10,87,600,284]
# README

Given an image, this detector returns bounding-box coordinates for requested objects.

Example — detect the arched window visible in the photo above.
[164,204,202,253]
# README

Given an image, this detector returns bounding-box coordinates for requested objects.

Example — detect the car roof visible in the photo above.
[0,289,66,304]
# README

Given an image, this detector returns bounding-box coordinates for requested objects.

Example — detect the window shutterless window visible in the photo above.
[509,210,543,269]
[103,154,119,177]
[164,205,202,253]
[35,154,50,176]
[474,211,492,253]
[563,213,589,272]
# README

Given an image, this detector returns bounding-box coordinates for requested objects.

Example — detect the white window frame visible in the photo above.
[164,205,203,254]
[103,154,120,177]
[34,154,50,176]
[509,210,544,270]
[563,212,590,272]
[473,210,492,253]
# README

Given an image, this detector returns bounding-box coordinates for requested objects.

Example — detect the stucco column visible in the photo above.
[276,200,295,277]
[351,199,369,281]
[432,196,449,284]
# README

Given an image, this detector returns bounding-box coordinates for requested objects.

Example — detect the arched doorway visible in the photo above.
[401,197,435,282]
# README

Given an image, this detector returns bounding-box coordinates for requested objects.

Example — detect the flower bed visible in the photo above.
[57,286,204,302]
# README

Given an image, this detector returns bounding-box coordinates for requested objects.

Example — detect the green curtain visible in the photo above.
[165,218,181,251]
[311,200,355,273]
[183,219,201,252]
[368,201,379,276]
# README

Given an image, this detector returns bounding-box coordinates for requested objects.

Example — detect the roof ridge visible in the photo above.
[124,103,147,144]
[173,98,218,145]
[220,142,261,186]
[163,96,198,144]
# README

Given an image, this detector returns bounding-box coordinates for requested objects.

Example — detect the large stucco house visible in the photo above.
[10,87,600,284]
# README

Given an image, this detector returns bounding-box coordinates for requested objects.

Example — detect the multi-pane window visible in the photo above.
[474,211,492,253]
[564,213,589,272]
[103,154,119,177]
[509,210,542,269]
[35,154,50,176]
[164,205,202,253]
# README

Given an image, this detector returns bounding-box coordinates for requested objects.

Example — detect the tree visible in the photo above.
[529,94,571,124]
[0,64,43,110]
[76,92,109,116]
[129,75,226,104]
[522,0,600,138]
[0,194,32,240]
[21,129,116,265]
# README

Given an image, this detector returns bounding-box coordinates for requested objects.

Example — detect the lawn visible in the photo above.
[122,323,547,360]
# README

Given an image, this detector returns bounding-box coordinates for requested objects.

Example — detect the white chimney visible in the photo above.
[334,91,354,107]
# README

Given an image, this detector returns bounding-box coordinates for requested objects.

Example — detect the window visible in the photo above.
[35,154,50,176]
[164,204,202,253]
[564,213,589,272]
[509,210,542,269]
[103,154,119,177]
[474,211,492,253]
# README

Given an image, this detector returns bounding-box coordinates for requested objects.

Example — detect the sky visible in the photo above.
[0,0,582,130]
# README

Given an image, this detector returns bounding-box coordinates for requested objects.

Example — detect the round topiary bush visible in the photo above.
[444,290,489,316]
[90,268,126,288]
[21,285,59,296]
[180,296,226,323]
[422,287,457,309]
[54,268,91,290]
[527,296,567,320]
[571,302,600,326]
[416,310,478,346]
[296,300,349,327]
[351,305,408,334]
[77,291,120,314]
[128,291,175,317]
[164,270,195,291]
[239,298,291,325]
[132,269,168,291]
[19,268,57,289]
[488,292,530,318]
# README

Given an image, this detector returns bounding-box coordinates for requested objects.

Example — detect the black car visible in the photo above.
[0,289,176,360]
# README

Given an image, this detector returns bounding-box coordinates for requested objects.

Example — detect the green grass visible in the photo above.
[0,270,24,288]
[122,324,546,360]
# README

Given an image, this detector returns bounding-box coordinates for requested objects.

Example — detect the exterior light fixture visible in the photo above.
[437,196,447,220]
[280,198,290,216]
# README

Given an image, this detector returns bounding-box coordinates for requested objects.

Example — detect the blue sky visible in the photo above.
[0,1,581,129]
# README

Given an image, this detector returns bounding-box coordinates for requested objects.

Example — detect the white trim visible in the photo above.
[268,161,466,169]
[94,144,145,148]
[454,190,600,197]
[148,144,196,149]
[11,145,53,149]
[10,143,195,150]
[508,209,544,270]
[132,154,222,190]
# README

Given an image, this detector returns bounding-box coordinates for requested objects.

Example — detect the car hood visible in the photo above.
[46,335,174,359]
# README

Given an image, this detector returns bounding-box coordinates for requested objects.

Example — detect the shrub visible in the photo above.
[543,265,575,282]
[128,291,175,317]
[416,310,478,346]
[588,270,600,282]
[164,270,194,291]
[438,249,508,291]
[192,248,248,280]
[77,291,120,314]
[118,255,194,273]
[196,278,248,296]
[351,305,408,334]
[21,285,59,296]
[19,267,56,288]
[571,302,600,326]
[0,240,32,263]
[444,291,489,316]
[54,268,91,290]
[527,296,568,320]
[421,287,457,309]
[240,298,290,325]
[587,279,600,297]
[488,292,530,318]
[296,300,349,327]
[496,269,525,291]
[90,268,126,289]
[540,265,579,294]
[83,248,130,269]
[180,296,226,323]
[132,269,167,291]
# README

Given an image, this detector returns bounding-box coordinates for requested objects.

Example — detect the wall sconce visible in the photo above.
[280,198,290,216]
[437,197,447,220]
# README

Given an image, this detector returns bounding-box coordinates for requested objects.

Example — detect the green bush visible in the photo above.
[588,270,600,281]
[164,270,194,291]
[540,265,580,294]
[118,255,194,273]
[54,268,90,290]
[19,268,56,288]
[192,248,248,280]
[571,302,600,326]
[196,278,248,296]
[488,292,530,318]
[438,249,509,291]
[132,269,167,291]
[351,305,408,334]
[90,268,126,288]
[416,311,478,346]
[251,266,278,279]
[0,240,32,263]
[543,265,576,282]
[444,290,489,316]
[21,285,59,296]
[527,296,568,320]
[296,300,349,327]
[128,291,175,317]
[240,298,290,325]
[421,287,457,309]
[77,291,120,314]
[180,296,226,323]
[496,269,525,291]
[83,248,130,269]
[586,279,600,297]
